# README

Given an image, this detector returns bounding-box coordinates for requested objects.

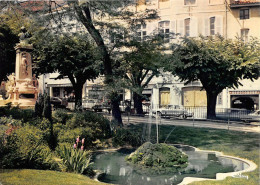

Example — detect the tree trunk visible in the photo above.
[111,98,122,125]
[133,92,143,115]
[206,91,218,119]
[74,84,83,111]
[73,3,122,123]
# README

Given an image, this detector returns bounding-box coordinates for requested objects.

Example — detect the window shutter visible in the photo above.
[146,22,154,35]
[178,19,184,36]
[216,15,223,35]
[203,17,209,36]
[190,17,198,37]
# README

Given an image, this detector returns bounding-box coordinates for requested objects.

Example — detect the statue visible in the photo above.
[21,53,29,77]
[32,74,38,88]
[18,26,31,45]
[9,73,16,87]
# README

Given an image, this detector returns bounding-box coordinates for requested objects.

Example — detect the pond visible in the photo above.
[93,145,249,185]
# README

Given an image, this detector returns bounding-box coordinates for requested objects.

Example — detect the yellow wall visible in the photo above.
[183,87,207,107]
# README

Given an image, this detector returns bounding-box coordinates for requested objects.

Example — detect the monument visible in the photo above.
[0,27,38,108]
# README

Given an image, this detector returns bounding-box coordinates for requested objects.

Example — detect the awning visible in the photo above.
[229,90,260,95]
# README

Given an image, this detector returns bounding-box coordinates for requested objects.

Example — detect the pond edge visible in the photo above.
[176,144,257,185]
[92,145,257,185]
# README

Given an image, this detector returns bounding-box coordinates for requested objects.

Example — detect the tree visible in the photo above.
[121,38,166,114]
[34,33,100,109]
[167,36,260,119]
[0,24,19,85]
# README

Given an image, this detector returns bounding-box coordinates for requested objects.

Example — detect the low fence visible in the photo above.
[148,105,253,121]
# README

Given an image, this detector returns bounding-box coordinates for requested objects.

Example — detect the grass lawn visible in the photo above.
[0,169,108,185]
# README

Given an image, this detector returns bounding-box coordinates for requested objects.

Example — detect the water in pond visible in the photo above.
[93,145,249,185]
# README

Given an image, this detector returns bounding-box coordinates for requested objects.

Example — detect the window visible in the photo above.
[159,87,170,107]
[184,18,190,36]
[210,17,215,35]
[241,29,249,42]
[184,0,196,5]
[240,9,249,19]
[159,21,170,43]
[137,24,147,41]
[110,29,124,44]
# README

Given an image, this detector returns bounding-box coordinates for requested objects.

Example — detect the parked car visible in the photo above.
[82,99,96,110]
[152,105,193,119]
[241,110,260,123]
[92,102,111,113]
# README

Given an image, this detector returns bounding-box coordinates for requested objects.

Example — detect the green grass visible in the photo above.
[141,124,260,185]
[0,169,108,185]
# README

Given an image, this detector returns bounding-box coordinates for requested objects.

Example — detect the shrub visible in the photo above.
[126,142,188,174]
[0,116,22,126]
[53,109,71,124]
[0,106,34,123]
[112,128,142,147]
[0,125,56,170]
[56,145,94,176]
[57,127,93,149]
[66,111,111,140]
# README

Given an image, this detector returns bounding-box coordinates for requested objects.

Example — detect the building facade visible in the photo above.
[41,0,260,111]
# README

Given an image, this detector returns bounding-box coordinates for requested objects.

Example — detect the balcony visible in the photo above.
[230,0,260,8]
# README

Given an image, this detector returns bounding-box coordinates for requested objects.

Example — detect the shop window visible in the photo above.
[240,9,249,20]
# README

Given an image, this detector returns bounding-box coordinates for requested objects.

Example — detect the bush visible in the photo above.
[0,105,34,123]
[57,127,93,149]
[0,125,57,170]
[53,109,71,124]
[56,145,94,176]
[0,116,22,126]
[112,128,142,147]
[126,142,188,174]
[66,111,111,140]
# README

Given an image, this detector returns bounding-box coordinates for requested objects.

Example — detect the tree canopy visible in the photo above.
[0,24,19,85]
[166,36,260,118]
[33,33,100,109]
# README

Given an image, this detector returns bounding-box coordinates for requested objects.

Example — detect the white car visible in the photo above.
[152,105,193,119]
[241,110,260,123]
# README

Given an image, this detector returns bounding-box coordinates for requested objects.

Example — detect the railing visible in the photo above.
[148,105,253,121]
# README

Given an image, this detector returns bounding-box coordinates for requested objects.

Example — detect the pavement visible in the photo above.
[105,114,260,133]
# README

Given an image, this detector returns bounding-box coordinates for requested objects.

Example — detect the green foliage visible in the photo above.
[0,23,19,84]
[0,116,22,126]
[33,33,100,108]
[57,127,93,148]
[56,145,94,176]
[167,36,260,118]
[126,142,188,174]
[66,111,111,140]
[43,94,52,122]
[0,105,34,123]
[112,127,142,147]
[0,125,57,170]
[53,108,71,124]
[34,94,44,117]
